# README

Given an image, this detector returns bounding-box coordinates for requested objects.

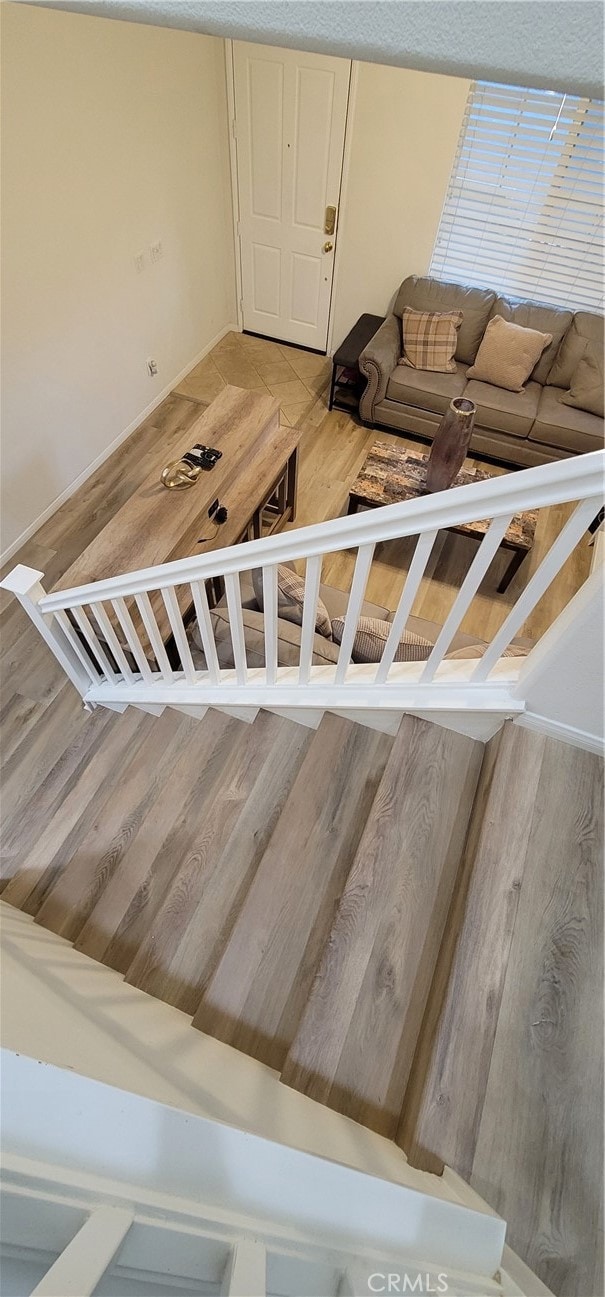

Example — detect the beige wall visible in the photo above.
[1,3,236,557]
[331,62,470,346]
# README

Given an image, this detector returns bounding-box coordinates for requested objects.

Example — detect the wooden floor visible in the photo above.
[1,331,602,1297]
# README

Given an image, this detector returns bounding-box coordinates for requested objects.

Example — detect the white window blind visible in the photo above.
[430,81,604,312]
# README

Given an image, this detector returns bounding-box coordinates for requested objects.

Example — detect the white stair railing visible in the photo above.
[2,450,603,719]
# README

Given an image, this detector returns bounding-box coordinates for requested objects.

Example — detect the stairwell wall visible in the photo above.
[1,2,237,559]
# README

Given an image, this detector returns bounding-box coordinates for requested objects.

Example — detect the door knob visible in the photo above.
[323,242,333,253]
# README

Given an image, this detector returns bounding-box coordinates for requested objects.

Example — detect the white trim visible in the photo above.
[514,711,605,756]
[1,1053,506,1276]
[224,40,244,333]
[0,324,237,567]
[326,60,359,357]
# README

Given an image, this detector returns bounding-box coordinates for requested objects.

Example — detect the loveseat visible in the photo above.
[358,275,604,467]
[188,568,529,670]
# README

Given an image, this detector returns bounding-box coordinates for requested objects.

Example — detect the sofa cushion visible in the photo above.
[560,342,604,418]
[547,312,605,388]
[393,275,496,365]
[463,378,542,438]
[466,316,552,392]
[252,562,331,638]
[491,295,573,383]
[387,361,467,414]
[190,605,340,669]
[529,385,605,455]
[332,616,433,664]
[401,306,462,373]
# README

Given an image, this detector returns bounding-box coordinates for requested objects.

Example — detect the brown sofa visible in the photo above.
[358,276,604,467]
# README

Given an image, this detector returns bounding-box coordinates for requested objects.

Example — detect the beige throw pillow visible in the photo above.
[467,315,553,392]
[401,306,463,374]
[560,343,604,418]
[252,563,332,638]
[332,616,433,664]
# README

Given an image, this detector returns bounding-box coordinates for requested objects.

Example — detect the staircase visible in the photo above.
[0,706,482,1131]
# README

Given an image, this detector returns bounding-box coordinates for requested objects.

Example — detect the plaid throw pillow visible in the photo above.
[401,306,463,374]
[332,616,433,664]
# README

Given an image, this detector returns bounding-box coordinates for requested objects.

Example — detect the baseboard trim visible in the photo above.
[514,711,604,756]
[0,324,239,568]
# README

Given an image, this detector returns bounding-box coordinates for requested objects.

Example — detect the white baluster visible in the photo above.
[0,566,92,697]
[31,1206,134,1297]
[161,585,197,683]
[298,555,323,685]
[262,565,279,685]
[473,495,601,680]
[134,592,174,681]
[374,530,438,683]
[222,1240,266,1297]
[52,609,102,685]
[92,602,136,681]
[420,514,513,681]
[335,545,375,684]
[190,580,220,683]
[71,605,119,682]
[225,572,247,686]
[112,597,153,681]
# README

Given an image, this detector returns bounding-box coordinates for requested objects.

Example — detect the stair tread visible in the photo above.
[74,709,236,964]
[34,709,192,940]
[77,709,243,973]
[281,714,482,1136]
[125,714,312,1012]
[192,713,393,1068]
[118,712,289,982]
[399,724,603,1183]
[1,706,148,912]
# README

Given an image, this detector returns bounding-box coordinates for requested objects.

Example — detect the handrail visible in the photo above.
[38,450,604,611]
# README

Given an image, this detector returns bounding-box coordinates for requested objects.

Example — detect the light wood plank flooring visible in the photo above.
[1,331,601,1297]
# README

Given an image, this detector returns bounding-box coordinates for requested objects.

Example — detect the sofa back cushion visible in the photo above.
[547,311,605,389]
[393,276,496,365]
[491,296,573,383]
[560,342,604,418]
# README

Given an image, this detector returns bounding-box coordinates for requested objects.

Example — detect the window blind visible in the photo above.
[430,81,604,312]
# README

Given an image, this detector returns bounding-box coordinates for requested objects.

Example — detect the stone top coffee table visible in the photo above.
[347,442,537,593]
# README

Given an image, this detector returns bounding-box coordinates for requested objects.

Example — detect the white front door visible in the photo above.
[232,42,351,351]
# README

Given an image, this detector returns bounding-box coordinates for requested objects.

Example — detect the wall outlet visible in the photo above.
[150,240,163,263]
[147,358,158,377]
[134,251,145,274]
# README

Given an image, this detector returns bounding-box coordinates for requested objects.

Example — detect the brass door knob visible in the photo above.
[323,241,333,252]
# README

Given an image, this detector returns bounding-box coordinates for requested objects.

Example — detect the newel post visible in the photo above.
[0,564,92,700]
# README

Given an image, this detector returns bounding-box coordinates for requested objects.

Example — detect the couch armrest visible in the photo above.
[358,314,402,422]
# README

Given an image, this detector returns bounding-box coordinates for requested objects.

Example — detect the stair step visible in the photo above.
[77,710,243,973]
[120,711,287,986]
[33,709,191,941]
[398,723,604,1200]
[124,715,312,1013]
[1,706,149,914]
[281,715,483,1137]
[74,710,236,964]
[1,701,112,895]
[192,714,393,1069]
[215,705,259,723]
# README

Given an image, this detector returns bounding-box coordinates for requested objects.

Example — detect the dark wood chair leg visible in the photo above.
[497,549,526,593]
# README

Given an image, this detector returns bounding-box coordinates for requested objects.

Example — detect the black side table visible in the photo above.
[328,313,385,412]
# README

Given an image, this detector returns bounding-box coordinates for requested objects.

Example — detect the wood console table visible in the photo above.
[54,386,300,651]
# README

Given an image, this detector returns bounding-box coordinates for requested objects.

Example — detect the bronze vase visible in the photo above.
[425,397,477,492]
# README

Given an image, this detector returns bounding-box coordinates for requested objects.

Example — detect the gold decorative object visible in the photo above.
[160,460,202,490]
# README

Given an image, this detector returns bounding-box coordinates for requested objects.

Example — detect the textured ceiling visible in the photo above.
[20,0,605,100]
